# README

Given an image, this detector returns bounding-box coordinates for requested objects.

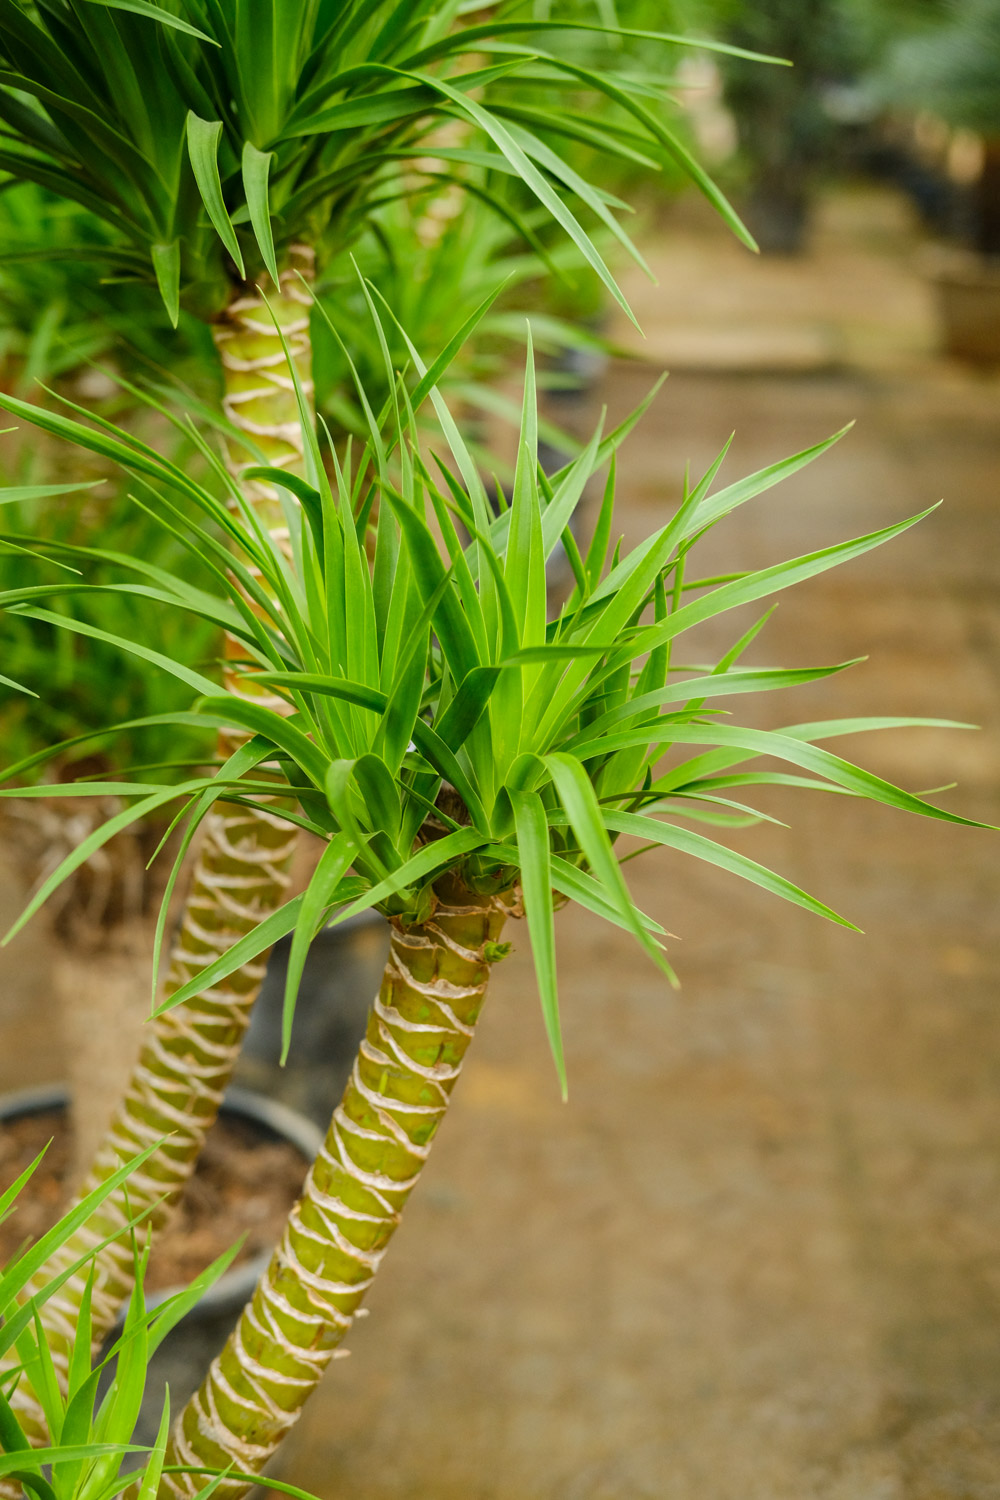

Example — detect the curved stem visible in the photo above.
[161,873,519,1498]
[0,252,316,1460]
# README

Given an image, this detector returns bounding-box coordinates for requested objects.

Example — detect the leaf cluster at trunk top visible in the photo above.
[0,296,986,1095]
[0,0,768,324]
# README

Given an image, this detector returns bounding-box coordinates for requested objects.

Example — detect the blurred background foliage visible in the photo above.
[0,477,218,781]
[0,0,996,788]
[0,0,723,795]
[879,0,1000,137]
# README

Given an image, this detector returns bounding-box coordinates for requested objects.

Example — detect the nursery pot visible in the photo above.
[926,246,1000,363]
[742,178,810,256]
[0,1083,322,1448]
[236,908,390,1128]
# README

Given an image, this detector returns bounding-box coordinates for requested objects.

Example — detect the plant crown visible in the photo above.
[0,296,984,1092]
[0,0,771,323]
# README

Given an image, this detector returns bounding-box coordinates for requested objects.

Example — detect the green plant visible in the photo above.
[0,184,214,394]
[714,0,858,252]
[878,0,1000,132]
[313,187,616,451]
[0,1,769,1408]
[877,0,1000,254]
[0,471,217,785]
[0,302,985,1488]
[1,1134,222,1500]
[0,186,118,391]
[0,0,752,321]
[0,1133,328,1500]
[0,461,220,1175]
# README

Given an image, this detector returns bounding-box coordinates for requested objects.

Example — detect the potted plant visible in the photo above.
[0,4,758,1434]
[878,0,1000,359]
[0,311,987,1488]
[0,141,628,1155]
[0,1127,327,1500]
[0,1081,322,1452]
[715,0,858,253]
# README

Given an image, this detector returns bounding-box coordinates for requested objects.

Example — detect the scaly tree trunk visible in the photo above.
[2,250,316,1453]
[161,873,519,1499]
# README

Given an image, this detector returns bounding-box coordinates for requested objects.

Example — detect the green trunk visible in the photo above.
[161,873,519,1498]
[1,251,315,1447]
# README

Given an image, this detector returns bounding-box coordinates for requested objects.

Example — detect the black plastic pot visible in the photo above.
[236,909,390,1129]
[0,1083,322,1449]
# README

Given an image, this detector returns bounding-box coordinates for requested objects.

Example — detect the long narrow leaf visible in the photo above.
[186,113,244,277]
[511,791,565,1096]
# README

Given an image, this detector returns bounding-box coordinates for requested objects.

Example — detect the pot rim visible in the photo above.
[0,1083,323,1316]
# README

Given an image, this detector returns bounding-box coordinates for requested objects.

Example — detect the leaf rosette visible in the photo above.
[0,292,985,1095]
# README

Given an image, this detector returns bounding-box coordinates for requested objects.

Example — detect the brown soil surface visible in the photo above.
[0,1108,308,1293]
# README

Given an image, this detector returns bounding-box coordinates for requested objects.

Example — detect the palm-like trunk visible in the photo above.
[2,251,315,1449]
[161,873,518,1499]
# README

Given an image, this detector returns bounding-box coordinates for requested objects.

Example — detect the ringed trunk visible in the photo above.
[1,250,315,1449]
[161,874,519,1499]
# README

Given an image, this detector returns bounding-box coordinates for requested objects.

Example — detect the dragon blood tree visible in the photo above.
[0,0,771,1417]
[0,313,987,1490]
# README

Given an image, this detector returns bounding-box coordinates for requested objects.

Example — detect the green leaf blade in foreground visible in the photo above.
[1,781,209,946]
[601,810,857,929]
[10,607,221,698]
[0,1140,162,1308]
[325,828,491,930]
[135,1390,170,1500]
[195,695,330,787]
[654,716,974,797]
[692,425,852,534]
[619,508,940,669]
[0,672,35,697]
[186,113,244,277]
[81,0,215,42]
[282,832,359,1064]
[604,722,989,831]
[250,672,388,716]
[0,1151,47,1233]
[562,661,864,750]
[543,752,672,982]
[548,856,666,942]
[0,1444,145,1478]
[151,240,181,328]
[511,790,565,1097]
[146,1240,244,1359]
[242,141,279,284]
[152,895,305,1016]
[0,481,100,504]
